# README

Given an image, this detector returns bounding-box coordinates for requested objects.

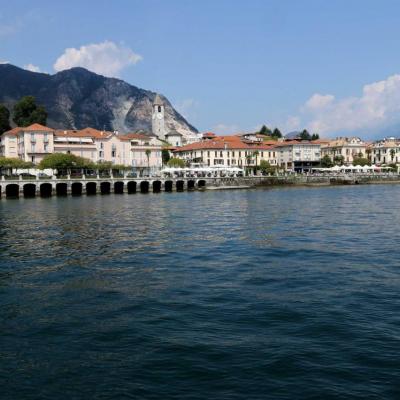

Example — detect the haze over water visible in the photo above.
[1,186,399,399]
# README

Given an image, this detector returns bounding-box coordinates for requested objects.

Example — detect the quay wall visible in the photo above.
[1,174,400,198]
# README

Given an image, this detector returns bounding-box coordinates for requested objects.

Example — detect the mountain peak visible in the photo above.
[0,65,197,135]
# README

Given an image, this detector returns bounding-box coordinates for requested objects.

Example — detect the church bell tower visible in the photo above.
[152,94,165,140]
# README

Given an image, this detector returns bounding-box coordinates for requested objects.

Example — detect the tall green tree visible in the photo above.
[271,128,282,139]
[299,129,311,141]
[259,125,272,136]
[0,104,11,134]
[162,149,170,165]
[13,96,47,127]
[311,133,320,140]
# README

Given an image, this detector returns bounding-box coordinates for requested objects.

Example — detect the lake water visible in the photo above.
[1,185,400,399]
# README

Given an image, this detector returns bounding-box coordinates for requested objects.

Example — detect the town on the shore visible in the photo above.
[1,94,399,176]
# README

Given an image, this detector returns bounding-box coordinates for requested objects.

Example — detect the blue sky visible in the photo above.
[1,0,400,138]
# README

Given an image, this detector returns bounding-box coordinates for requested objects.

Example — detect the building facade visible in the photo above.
[173,135,277,168]
[321,137,368,165]
[0,124,163,168]
[275,141,321,172]
[370,138,400,165]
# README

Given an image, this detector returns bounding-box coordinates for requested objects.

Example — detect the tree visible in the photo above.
[320,155,333,168]
[271,128,282,139]
[0,104,11,134]
[167,158,186,168]
[299,129,311,141]
[39,153,88,169]
[366,148,372,162]
[259,125,272,136]
[162,149,170,165]
[145,149,151,168]
[333,155,345,166]
[0,157,33,174]
[352,157,370,166]
[253,150,259,168]
[311,133,320,140]
[13,96,47,127]
[259,160,275,175]
[390,148,396,163]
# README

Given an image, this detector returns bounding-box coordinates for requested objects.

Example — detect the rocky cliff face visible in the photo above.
[0,64,197,136]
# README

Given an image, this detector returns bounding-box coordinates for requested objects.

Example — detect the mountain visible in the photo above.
[0,64,197,136]
[284,131,301,139]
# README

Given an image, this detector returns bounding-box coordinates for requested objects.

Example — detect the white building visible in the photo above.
[370,137,400,165]
[275,140,321,172]
[165,130,183,147]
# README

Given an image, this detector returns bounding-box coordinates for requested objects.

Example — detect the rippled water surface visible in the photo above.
[1,185,400,399]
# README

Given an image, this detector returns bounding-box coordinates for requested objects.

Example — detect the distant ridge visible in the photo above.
[0,64,198,136]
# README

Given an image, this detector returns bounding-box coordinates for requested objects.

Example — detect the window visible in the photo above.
[44,144,48,152]
[215,151,217,157]
[158,106,161,112]
[112,150,116,157]
[220,151,223,157]
[99,151,103,158]
[100,142,104,149]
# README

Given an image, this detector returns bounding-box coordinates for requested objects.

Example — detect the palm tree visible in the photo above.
[253,150,259,167]
[253,150,260,175]
[245,153,252,175]
[366,148,372,162]
[145,149,151,167]
[390,148,395,163]
[145,149,151,175]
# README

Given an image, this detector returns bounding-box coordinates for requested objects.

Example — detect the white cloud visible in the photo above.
[175,98,198,119]
[53,41,142,77]
[24,63,40,72]
[303,94,335,111]
[0,60,9,64]
[287,74,400,137]
[212,123,242,135]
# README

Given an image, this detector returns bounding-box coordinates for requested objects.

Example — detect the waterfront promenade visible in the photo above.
[1,172,400,198]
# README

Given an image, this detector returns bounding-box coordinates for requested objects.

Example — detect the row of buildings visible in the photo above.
[1,122,400,172]
[172,134,400,171]
[1,96,400,171]
[0,124,164,169]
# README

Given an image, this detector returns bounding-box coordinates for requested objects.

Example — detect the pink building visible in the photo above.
[0,124,163,168]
